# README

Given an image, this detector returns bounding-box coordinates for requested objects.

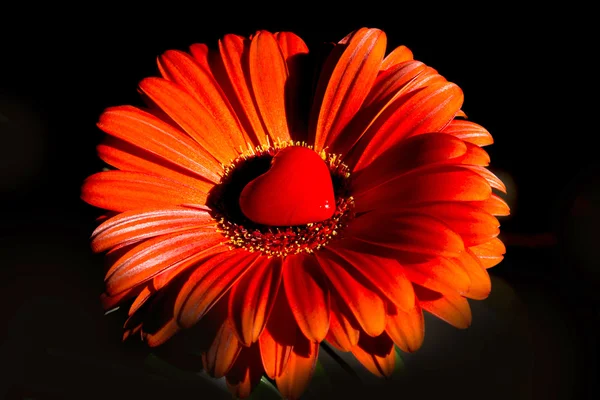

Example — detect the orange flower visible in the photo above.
[82,28,508,399]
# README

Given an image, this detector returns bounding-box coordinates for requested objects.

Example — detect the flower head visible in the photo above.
[82,28,508,399]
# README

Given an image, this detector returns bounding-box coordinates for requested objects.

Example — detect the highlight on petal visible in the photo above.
[414,284,472,329]
[468,238,506,269]
[283,254,330,342]
[381,45,414,70]
[229,256,283,346]
[276,335,319,400]
[401,256,471,296]
[455,249,492,300]
[311,28,387,151]
[385,302,425,353]
[202,319,243,378]
[442,119,494,146]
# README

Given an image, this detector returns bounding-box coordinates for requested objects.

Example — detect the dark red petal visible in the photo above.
[157,50,252,146]
[104,229,225,295]
[225,344,264,399]
[259,289,297,379]
[91,207,214,253]
[315,251,386,337]
[325,298,360,351]
[81,171,209,213]
[229,256,283,346]
[176,251,259,328]
[345,210,465,258]
[97,105,222,182]
[354,165,492,213]
[385,302,425,353]
[202,320,243,378]
[311,28,387,151]
[276,335,319,400]
[350,331,396,378]
[414,284,472,329]
[468,238,506,269]
[283,254,330,342]
[351,133,467,193]
[325,245,415,311]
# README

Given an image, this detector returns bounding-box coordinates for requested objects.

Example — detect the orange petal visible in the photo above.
[283,254,330,342]
[276,336,319,400]
[325,298,360,351]
[176,250,259,328]
[157,50,251,147]
[345,210,465,258]
[128,285,153,316]
[81,170,209,213]
[315,251,386,337]
[202,320,243,378]
[354,165,492,213]
[455,249,492,300]
[350,331,396,378]
[229,256,283,346]
[97,105,222,183]
[442,119,494,147]
[468,238,506,269]
[467,193,511,216]
[380,45,414,70]
[138,77,240,164]
[216,34,269,145]
[91,207,214,252]
[385,302,425,353]
[104,229,224,295]
[248,31,291,142]
[226,344,264,399]
[144,318,180,347]
[188,43,211,70]
[351,133,467,193]
[414,285,472,329]
[326,245,415,311]
[311,28,387,151]
[401,256,471,295]
[462,165,507,193]
[459,142,491,166]
[352,81,464,170]
[259,289,297,379]
[402,202,500,246]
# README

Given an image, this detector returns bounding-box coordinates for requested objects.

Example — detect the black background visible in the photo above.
[1,6,597,399]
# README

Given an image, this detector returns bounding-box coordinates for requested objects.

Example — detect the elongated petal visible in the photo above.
[326,246,415,311]
[157,50,251,147]
[91,207,214,252]
[402,202,500,246]
[455,249,491,300]
[351,332,396,378]
[276,336,319,400]
[176,251,259,328]
[381,45,413,69]
[468,238,506,269]
[216,34,268,145]
[97,106,222,182]
[202,320,243,378]
[82,171,209,213]
[325,298,360,351]
[414,285,472,329]
[283,254,330,342]
[315,252,386,337]
[226,345,264,399]
[462,165,507,193]
[385,302,424,353]
[105,228,224,295]
[259,289,297,379]
[249,31,291,142]
[128,285,153,316]
[354,165,492,213]
[352,81,464,170]
[229,256,283,346]
[351,133,467,193]
[144,318,180,347]
[311,28,387,151]
[467,193,511,216]
[345,211,465,258]
[442,119,494,146]
[401,256,471,295]
[189,43,211,69]
[139,77,241,163]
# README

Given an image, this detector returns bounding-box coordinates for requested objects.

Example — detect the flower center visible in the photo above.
[207,141,354,257]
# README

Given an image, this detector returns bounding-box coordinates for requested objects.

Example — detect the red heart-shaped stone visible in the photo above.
[239,146,336,226]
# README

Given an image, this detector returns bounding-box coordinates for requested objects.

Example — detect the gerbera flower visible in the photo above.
[82,27,508,399]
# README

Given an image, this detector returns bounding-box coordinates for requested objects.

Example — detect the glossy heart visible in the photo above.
[239,146,336,226]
